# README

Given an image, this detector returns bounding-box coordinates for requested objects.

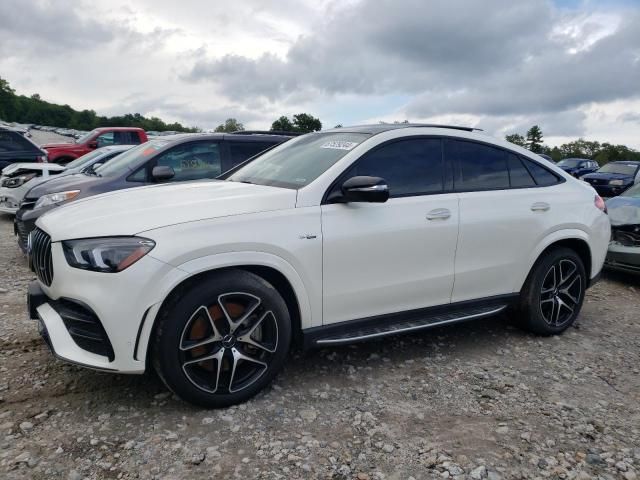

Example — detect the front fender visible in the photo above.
[135,251,314,363]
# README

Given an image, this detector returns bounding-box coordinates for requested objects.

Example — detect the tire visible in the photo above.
[516,247,586,335]
[152,270,292,408]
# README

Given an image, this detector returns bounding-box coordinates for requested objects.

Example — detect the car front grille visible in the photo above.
[612,227,640,247]
[30,228,54,286]
[587,178,607,186]
[15,219,30,251]
[50,299,115,361]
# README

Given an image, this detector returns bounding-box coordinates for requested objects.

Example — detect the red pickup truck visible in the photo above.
[42,127,148,164]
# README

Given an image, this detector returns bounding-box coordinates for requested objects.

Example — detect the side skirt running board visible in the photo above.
[302,295,516,349]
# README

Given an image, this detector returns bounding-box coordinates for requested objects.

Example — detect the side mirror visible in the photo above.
[88,141,98,149]
[341,176,389,203]
[151,165,175,182]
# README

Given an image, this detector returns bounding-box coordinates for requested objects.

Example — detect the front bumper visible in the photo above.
[28,240,184,373]
[0,190,20,214]
[605,243,640,274]
[28,281,117,371]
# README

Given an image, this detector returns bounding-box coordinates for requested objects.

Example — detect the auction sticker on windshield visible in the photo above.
[321,141,359,151]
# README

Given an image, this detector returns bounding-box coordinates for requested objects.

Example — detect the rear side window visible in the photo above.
[0,131,37,152]
[129,132,142,144]
[507,154,536,188]
[521,157,561,186]
[228,141,275,166]
[447,139,509,191]
[344,138,443,197]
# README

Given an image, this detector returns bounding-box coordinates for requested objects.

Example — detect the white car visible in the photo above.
[0,163,65,214]
[27,124,610,407]
[0,145,132,215]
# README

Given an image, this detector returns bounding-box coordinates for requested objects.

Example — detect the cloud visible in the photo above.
[1,0,639,147]
[0,0,115,56]
[183,0,640,141]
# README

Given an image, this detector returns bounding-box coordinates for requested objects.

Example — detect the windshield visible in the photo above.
[621,183,640,198]
[95,142,164,177]
[557,159,582,168]
[598,163,639,176]
[226,132,372,189]
[76,129,99,144]
[65,149,107,170]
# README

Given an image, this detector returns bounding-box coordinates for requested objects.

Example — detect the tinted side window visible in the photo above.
[521,157,561,186]
[507,153,536,188]
[153,142,221,182]
[96,132,114,147]
[345,138,443,197]
[447,139,509,191]
[228,142,275,166]
[0,131,35,152]
[130,132,142,145]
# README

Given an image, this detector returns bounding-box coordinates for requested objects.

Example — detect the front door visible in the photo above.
[321,137,459,325]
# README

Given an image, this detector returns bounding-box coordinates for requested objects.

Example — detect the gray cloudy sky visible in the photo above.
[1,0,639,147]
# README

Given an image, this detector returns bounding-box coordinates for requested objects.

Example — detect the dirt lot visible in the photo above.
[0,213,638,480]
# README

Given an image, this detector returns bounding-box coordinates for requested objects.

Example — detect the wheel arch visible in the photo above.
[518,229,593,292]
[138,253,314,367]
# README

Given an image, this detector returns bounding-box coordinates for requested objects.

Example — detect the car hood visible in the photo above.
[25,173,102,200]
[38,180,298,241]
[1,163,65,176]
[606,196,640,226]
[582,172,632,181]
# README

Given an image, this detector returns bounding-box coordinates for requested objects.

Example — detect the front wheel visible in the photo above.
[152,270,292,408]
[516,247,586,335]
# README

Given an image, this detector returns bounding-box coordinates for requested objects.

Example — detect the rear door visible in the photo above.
[447,139,564,302]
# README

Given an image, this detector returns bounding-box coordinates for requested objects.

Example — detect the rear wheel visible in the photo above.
[152,270,291,408]
[517,247,586,335]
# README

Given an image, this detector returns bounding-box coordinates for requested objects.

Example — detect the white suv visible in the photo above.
[27,125,610,407]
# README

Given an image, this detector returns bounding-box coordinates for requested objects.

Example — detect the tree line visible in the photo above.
[0,77,198,132]
[506,125,640,165]
[214,113,323,133]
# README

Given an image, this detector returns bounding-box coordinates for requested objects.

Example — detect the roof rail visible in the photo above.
[230,130,304,136]
[397,123,483,132]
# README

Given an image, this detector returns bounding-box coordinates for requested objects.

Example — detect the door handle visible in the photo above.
[426,208,451,220]
[531,202,550,212]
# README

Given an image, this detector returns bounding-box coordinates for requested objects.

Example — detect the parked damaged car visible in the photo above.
[0,164,65,214]
[581,161,640,198]
[605,183,640,274]
[0,145,133,215]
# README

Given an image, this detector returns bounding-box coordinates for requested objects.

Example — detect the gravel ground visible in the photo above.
[0,213,638,480]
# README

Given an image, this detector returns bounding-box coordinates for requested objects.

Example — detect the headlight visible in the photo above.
[62,237,156,273]
[578,175,586,180]
[609,179,624,186]
[34,190,80,209]
[1,173,37,188]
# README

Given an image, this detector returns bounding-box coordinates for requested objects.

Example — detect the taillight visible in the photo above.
[594,195,607,214]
